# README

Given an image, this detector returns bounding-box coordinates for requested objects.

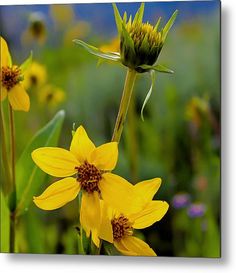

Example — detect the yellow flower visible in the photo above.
[50,5,75,27]
[38,84,65,108]
[0,37,31,111]
[23,62,47,90]
[63,21,90,46]
[31,126,134,246]
[99,37,120,53]
[98,178,169,256]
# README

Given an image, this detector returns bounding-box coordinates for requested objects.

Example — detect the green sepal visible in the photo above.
[112,3,123,35]
[133,3,145,24]
[141,70,155,121]
[154,17,162,31]
[73,39,121,62]
[139,63,174,74]
[162,10,178,42]
[20,51,33,73]
[123,11,127,24]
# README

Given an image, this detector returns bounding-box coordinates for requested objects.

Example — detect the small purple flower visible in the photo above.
[187,203,206,218]
[172,193,191,209]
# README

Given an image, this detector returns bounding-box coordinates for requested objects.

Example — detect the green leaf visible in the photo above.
[162,10,178,41]
[139,63,174,74]
[15,110,65,217]
[123,11,127,24]
[20,51,33,73]
[141,70,156,121]
[0,190,10,252]
[112,3,123,35]
[121,23,135,56]
[133,3,145,24]
[154,17,162,31]
[103,241,121,256]
[73,39,121,62]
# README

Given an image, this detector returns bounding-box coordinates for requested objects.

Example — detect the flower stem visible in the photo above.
[112,68,137,143]
[0,102,12,193]
[9,103,16,253]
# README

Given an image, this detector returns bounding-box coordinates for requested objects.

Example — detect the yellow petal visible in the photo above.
[33,177,80,210]
[80,191,101,238]
[32,147,79,177]
[130,178,162,212]
[91,229,100,248]
[8,84,30,112]
[70,126,96,163]
[0,37,11,67]
[114,240,137,256]
[90,142,118,171]
[130,201,169,229]
[99,173,134,214]
[121,236,157,256]
[0,86,7,101]
[98,200,113,243]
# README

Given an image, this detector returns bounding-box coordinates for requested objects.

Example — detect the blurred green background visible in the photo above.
[0,1,220,257]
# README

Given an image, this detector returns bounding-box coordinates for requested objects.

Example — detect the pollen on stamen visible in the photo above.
[75,161,102,194]
[111,214,133,241]
[1,66,22,91]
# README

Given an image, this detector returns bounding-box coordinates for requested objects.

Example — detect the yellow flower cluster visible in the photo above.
[32,126,169,256]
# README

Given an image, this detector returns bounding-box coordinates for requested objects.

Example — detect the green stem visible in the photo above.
[126,95,139,183]
[9,103,16,253]
[0,102,12,193]
[111,68,137,143]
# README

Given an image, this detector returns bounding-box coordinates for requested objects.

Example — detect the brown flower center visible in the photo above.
[1,66,22,91]
[75,161,102,194]
[111,214,133,241]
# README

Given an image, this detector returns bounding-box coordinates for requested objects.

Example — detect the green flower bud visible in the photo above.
[120,21,163,72]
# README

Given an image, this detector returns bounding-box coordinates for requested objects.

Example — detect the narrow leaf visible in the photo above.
[141,70,156,121]
[123,11,127,24]
[73,39,121,62]
[133,3,145,24]
[139,63,174,74]
[162,10,178,41]
[0,191,10,252]
[112,3,123,35]
[20,51,33,73]
[15,110,65,216]
[121,23,135,55]
[154,17,162,31]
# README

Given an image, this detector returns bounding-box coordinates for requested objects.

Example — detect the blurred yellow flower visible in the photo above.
[38,84,65,108]
[0,36,31,111]
[98,179,169,256]
[64,21,90,46]
[50,4,75,27]
[23,62,47,90]
[185,96,210,127]
[99,37,120,53]
[21,12,46,45]
[31,126,134,247]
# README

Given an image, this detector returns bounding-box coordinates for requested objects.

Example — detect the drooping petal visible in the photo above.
[0,37,11,67]
[90,142,118,171]
[0,86,7,101]
[80,191,101,238]
[33,177,80,210]
[114,240,137,256]
[99,173,133,214]
[70,126,96,163]
[8,84,30,112]
[130,201,169,229]
[98,200,113,243]
[121,236,157,256]
[32,147,79,177]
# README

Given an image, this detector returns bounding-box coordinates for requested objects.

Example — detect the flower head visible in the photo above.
[187,203,206,218]
[38,84,65,108]
[23,62,47,90]
[172,192,191,209]
[31,126,134,246]
[0,37,32,111]
[97,178,169,256]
